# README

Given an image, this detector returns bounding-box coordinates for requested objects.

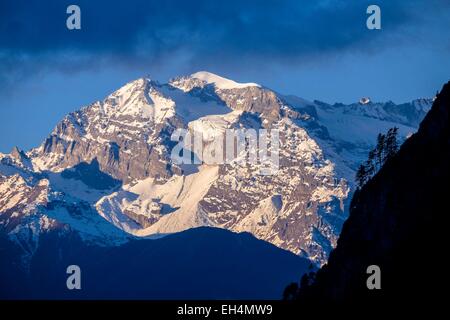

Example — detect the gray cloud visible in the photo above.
[0,0,448,89]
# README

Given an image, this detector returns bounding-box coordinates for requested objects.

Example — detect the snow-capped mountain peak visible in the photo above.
[0,71,433,267]
[190,71,260,90]
[359,97,371,105]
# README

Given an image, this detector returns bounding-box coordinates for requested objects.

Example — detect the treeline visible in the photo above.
[356,127,399,188]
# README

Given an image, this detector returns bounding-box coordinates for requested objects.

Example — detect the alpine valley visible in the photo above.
[0,71,433,299]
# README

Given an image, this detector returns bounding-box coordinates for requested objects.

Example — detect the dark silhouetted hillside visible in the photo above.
[0,227,310,299]
[296,81,450,306]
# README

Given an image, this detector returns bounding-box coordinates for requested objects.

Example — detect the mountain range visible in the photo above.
[0,71,434,298]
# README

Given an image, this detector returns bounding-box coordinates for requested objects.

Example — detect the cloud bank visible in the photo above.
[0,0,448,88]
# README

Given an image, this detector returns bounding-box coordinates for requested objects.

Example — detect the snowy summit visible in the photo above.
[190,71,260,90]
[359,97,371,105]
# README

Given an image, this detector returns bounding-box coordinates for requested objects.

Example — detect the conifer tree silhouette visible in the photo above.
[355,127,399,188]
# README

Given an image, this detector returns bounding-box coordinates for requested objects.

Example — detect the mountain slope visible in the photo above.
[0,226,310,299]
[295,81,449,304]
[0,71,432,269]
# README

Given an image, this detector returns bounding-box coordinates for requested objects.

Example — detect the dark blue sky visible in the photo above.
[0,0,449,152]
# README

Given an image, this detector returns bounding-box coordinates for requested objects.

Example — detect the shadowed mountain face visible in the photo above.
[296,81,450,305]
[0,227,310,300]
[60,159,121,190]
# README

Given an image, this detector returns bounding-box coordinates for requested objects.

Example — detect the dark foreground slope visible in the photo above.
[0,227,309,299]
[296,81,450,306]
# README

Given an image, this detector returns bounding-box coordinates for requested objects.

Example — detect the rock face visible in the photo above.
[29,78,183,183]
[0,71,432,267]
[296,81,450,304]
